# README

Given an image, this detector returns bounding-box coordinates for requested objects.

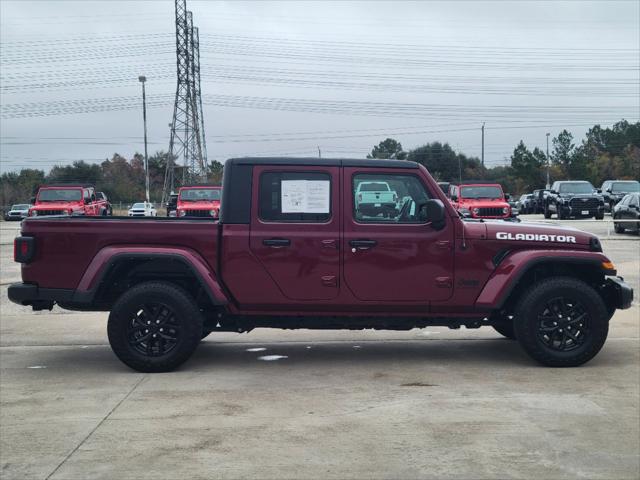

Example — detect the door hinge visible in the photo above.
[435,276,452,288]
[321,275,338,287]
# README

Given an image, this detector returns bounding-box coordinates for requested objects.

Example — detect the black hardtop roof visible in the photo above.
[226,157,419,169]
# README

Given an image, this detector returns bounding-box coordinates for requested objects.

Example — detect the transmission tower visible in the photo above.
[162,0,207,203]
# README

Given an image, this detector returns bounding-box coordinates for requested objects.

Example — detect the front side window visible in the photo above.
[353,173,429,223]
[259,171,331,222]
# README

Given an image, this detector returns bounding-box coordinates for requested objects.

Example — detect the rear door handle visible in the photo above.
[349,239,377,250]
[263,238,291,247]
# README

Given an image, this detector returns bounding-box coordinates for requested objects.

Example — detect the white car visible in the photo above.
[128,202,157,217]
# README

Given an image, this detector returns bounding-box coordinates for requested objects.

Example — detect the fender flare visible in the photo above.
[74,245,228,306]
[475,250,610,310]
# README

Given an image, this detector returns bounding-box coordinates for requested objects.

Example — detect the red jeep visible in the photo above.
[9,158,633,372]
[28,184,110,217]
[175,185,221,218]
[449,182,512,219]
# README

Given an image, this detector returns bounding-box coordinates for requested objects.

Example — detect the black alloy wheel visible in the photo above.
[536,296,590,352]
[127,302,181,357]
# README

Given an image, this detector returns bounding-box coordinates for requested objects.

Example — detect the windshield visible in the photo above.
[38,189,82,202]
[179,188,221,201]
[612,182,640,193]
[359,183,390,192]
[460,186,503,199]
[12,204,29,209]
[132,203,146,209]
[558,183,594,194]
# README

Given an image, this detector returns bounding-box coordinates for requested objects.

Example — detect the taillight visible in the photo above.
[14,236,35,263]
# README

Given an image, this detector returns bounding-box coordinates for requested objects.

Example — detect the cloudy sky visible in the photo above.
[1,0,638,173]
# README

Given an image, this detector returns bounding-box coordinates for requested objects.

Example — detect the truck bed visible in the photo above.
[20,216,219,290]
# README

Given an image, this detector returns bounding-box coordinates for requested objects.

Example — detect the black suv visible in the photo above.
[545,181,604,220]
[599,180,640,213]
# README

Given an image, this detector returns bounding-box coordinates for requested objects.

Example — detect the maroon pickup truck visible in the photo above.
[9,158,633,372]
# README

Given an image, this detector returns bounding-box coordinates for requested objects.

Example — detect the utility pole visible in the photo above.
[139,75,150,203]
[545,132,551,189]
[318,146,321,158]
[481,122,485,167]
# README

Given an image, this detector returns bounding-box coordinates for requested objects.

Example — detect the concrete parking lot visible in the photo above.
[1,216,638,479]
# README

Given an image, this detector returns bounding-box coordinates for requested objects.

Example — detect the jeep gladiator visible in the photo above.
[9,158,633,372]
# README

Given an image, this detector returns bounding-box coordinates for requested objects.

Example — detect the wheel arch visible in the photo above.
[74,246,228,310]
[477,251,612,313]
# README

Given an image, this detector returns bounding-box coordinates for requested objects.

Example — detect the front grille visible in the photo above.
[477,207,506,217]
[185,209,212,217]
[36,210,65,216]
[569,198,599,210]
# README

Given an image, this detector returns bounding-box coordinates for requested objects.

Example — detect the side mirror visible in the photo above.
[91,194,96,202]
[450,194,458,202]
[421,199,445,230]
[505,193,511,200]
[30,197,36,204]
[606,189,612,194]
[550,190,557,194]
[596,189,602,194]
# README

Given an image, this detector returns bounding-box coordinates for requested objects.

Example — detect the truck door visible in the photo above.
[342,168,454,302]
[249,166,340,300]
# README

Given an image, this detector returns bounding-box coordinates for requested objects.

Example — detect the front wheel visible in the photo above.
[513,277,609,367]
[107,282,203,372]
[544,205,552,219]
[595,212,604,220]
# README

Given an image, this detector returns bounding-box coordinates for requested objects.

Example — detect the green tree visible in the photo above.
[207,160,224,184]
[551,130,575,177]
[510,141,545,190]
[367,138,407,160]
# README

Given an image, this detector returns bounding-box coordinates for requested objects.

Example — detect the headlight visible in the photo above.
[67,209,73,215]
[210,209,218,217]
[178,210,187,217]
[502,207,509,214]
[472,207,480,215]
[30,210,38,217]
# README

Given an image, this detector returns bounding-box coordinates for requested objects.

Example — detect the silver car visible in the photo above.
[4,204,30,221]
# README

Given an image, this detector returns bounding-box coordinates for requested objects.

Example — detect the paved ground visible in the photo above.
[1,218,638,479]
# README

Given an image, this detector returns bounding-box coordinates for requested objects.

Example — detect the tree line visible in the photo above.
[367,120,639,194]
[1,120,637,207]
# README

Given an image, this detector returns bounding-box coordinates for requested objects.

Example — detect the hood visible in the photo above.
[557,192,602,200]
[177,200,220,210]
[32,201,82,210]
[482,220,595,248]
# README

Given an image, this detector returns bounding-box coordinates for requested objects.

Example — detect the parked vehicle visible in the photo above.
[128,202,157,217]
[28,184,108,217]
[532,189,550,214]
[354,180,398,217]
[4,204,30,221]
[516,194,534,214]
[545,181,604,220]
[176,185,221,218]
[166,193,179,217]
[600,180,640,213]
[96,192,112,216]
[613,193,640,234]
[449,182,511,219]
[8,157,633,372]
[437,182,450,196]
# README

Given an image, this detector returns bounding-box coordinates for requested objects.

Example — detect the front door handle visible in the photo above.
[349,239,377,250]
[263,238,291,247]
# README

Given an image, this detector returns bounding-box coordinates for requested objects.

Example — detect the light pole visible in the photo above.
[545,132,550,189]
[139,76,150,203]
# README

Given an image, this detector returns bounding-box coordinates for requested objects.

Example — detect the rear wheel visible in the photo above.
[614,216,625,233]
[544,205,552,219]
[513,277,609,367]
[107,282,203,372]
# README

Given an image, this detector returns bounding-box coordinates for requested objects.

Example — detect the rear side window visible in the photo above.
[259,171,331,223]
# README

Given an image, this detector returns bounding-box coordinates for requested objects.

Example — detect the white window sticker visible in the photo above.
[281,180,330,213]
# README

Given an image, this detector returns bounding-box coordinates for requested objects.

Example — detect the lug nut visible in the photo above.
[159,328,163,332]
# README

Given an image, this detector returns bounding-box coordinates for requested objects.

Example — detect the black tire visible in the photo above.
[614,217,625,234]
[544,205,552,219]
[595,212,604,220]
[513,277,609,367]
[492,320,516,340]
[107,282,203,372]
[558,208,568,220]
